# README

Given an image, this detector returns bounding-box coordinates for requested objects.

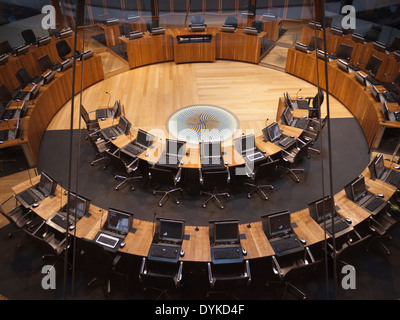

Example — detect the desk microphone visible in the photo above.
[296,89,302,99]
[106,91,111,109]
[265,118,269,126]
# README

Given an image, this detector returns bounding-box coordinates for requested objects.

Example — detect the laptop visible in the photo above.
[369,153,400,187]
[209,219,244,264]
[16,171,57,208]
[1,100,29,121]
[344,175,387,215]
[234,134,265,163]
[200,141,225,170]
[282,107,309,130]
[94,208,133,252]
[47,192,91,233]
[307,196,352,237]
[96,100,121,120]
[37,54,61,72]
[101,116,131,140]
[381,101,400,122]
[285,92,309,110]
[158,139,186,168]
[262,122,296,149]
[0,119,22,142]
[261,210,303,256]
[148,218,185,263]
[122,129,155,157]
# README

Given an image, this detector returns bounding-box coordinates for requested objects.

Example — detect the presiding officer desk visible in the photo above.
[0,33,105,167]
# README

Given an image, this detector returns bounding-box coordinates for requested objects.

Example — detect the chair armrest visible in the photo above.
[244,260,252,284]
[139,257,147,282]
[112,254,122,270]
[175,261,183,286]
[127,157,139,171]
[226,167,231,183]
[174,167,183,185]
[207,262,215,287]
[305,246,315,264]
[199,169,204,185]
[272,255,284,279]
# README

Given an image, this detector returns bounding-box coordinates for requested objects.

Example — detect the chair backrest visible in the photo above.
[225,16,238,28]
[293,140,312,165]
[312,88,324,109]
[56,40,71,59]
[202,169,229,189]
[253,20,264,32]
[15,68,32,87]
[149,166,176,186]
[106,150,128,173]
[140,258,180,289]
[254,159,280,182]
[21,29,37,45]
[191,15,204,25]
[80,105,90,125]
[365,24,382,42]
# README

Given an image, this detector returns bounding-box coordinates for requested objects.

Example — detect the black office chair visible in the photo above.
[301,115,327,156]
[139,257,184,300]
[199,168,230,209]
[148,166,183,207]
[41,230,72,274]
[278,140,312,183]
[0,195,45,248]
[56,40,74,60]
[106,150,142,191]
[266,247,319,300]
[87,135,111,168]
[225,16,238,28]
[21,29,37,45]
[207,261,251,299]
[80,105,100,137]
[15,68,43,87]
[78,238,128,297]
[364,24,382,42]
[305,88,324,119]
[245,159,280,200]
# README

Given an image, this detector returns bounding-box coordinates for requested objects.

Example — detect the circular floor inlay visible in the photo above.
[166,105,240,143]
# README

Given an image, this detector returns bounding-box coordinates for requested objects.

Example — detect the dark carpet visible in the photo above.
[37,118,370,226]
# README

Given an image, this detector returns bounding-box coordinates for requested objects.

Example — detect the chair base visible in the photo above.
[201,190,230,209]
[280,167,304,183]
[266,280,307,300]
[244,182,273,200]
[153,188,183,207]
[114,174,143,191]
[365,235,393,256]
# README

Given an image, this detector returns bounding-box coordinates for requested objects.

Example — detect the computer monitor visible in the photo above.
[380,102,389,120]
[266,122,282,142]
[136,129,154,147]
[283,107,294,125]
[365,55,382,76]
[37,54,54,72]
[117,116,130,134]
[267,211,291,237]
[112,100,121,118]
[107,208,132,234]
[374,154,386,179]
[351,176,366,203]
[213,220,239,244]
[0,40,13,55]
[37,171,57,197]
[370,85,380,102]
[200,141,221,158]
[336,43,353,61]
[68,192,90,218]
[390,36,400,51]
[166,139,186,156]
[309,35,324,50]
[315,195,335,220]
[157,218,185,242]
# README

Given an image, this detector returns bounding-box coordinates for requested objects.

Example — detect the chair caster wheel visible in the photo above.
[158,203,163,207]
[202,204,206,208]
[115,187,119,190]
[247,194,251,199]
[152,191,156,195]
[270,186,274,190]
[220,205,224,209]
[176,201,180,205]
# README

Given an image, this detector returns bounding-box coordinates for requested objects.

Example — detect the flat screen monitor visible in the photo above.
[37,171,56,197]
[68,192,90,218]
[117,116,130,134]
[283,107,294,125]
[37,54,54,71]
[374,154,386,179]
[158,218,185,242]
[336,43,353,61]
[200,141,221,158]
[166,139,186,156]
[0,40,12,55]
[112,100,121,118]
[315,195,335,222]
[107,208,132,234]
[266,122,282,142]
[309,35,323,50]
[390,36,400,51]
[213,220,239,244]
[351,176,366,203]
[267,211,291,237]
[381,102,389,120]
[370,85,380,102]
[365,55,382,76]
[240,134,255,153]
[136,129,154,147]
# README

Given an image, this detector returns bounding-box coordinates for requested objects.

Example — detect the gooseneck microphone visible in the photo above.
[106,91,111,109]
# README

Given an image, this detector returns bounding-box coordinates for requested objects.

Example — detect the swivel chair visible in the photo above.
[80,104,100,137]
[305,88,324,119]
[15,68,43,87]
[21,29,37,45]
[225,16,238,28]
[245,159,280,200]
[279,140,312,182]
[207,260,251,299]
[106,150,142,191]
[199,168,230,209]
[139,257,184,300]
[148,166,183,207]
[56,40,80,60]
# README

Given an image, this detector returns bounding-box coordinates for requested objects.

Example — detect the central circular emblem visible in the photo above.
[167,105,239,144]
